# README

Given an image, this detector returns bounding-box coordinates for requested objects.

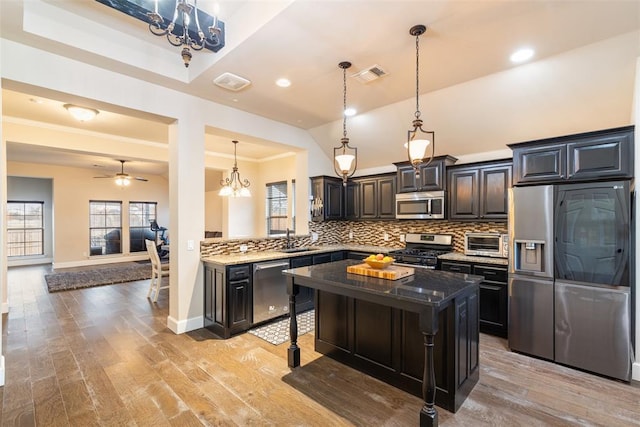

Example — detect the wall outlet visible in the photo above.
[383,232,389,241]
[239,244,248,253]
[399,234,405,243]
[311,232,318,242]
[348,230,353,240]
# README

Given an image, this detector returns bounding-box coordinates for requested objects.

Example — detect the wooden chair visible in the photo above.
[145,239,169,302]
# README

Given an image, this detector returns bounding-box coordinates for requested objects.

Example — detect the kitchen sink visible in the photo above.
[278,247,313,253]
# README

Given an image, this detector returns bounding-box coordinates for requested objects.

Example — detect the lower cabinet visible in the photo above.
[204,263,252,338]
[314,287,479,413]
[440,260,508,338]
[290,251,347,312]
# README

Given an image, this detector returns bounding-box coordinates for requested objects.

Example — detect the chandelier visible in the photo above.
[333,61,357,186]
[219,141,251,197]
[406,24,435,178]
[147,0,223,67]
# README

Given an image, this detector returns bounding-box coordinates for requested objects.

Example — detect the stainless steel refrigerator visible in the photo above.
[508,181,634,381]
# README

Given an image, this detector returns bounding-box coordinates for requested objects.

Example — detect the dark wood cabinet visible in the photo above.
[510,126,633,185]
[357,173,396,219]
[447,160,511,221]
[314,286,479,413]
[441,260,507,338]
[290,251,345,312]
[394,155,457,193]
[344,181,359,220]
[204,263,252,338]
[311,176,344,221]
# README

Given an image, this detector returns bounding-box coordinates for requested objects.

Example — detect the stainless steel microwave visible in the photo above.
[395,191,445,220]
[464,232,509,258]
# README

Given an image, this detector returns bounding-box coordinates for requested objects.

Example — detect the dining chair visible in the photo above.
[145,239,169,302]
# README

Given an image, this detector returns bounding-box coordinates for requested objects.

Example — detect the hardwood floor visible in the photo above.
[2,265,639,426]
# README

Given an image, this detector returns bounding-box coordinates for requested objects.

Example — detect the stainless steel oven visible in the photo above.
[395,191,445,219]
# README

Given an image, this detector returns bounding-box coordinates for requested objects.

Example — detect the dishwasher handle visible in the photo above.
[253,261,290,272]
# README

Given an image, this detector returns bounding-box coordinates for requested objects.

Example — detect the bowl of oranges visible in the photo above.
[364,253,395,269]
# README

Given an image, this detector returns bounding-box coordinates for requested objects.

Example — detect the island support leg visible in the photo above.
[287,278,300,368]
[419,307,439,427]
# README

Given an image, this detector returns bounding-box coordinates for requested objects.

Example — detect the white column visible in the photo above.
[166,118,206,333]
[0,62,6,385]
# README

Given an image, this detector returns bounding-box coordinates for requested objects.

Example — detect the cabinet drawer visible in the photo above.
[228,265,250,280]
[473,265,507,283]
[440,261,472,274]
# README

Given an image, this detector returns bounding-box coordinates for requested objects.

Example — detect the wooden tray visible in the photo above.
[347,263,415,280]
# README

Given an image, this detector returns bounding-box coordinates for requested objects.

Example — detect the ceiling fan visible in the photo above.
[94,160,148,186]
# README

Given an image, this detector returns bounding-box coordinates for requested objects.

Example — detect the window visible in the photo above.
[266,181,288,236]
[129,202,157,253]
[90,201,122,255]
[7,201,44,257]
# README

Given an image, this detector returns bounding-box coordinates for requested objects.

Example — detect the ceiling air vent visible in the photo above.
[213,72,251,91]
[351,64,387,84]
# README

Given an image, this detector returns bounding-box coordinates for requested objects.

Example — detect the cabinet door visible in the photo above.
[448,168,479,220]
[567,131,633,180]
[344,181,360,220]
[396,165,419,193]
[359,179,378,219]
[228,279,251,332]
[479,164,511,220]
[419,162,444,191]
[440,261,472,274]
[310,178,324,221]
[473,265,508,338]
[325,180,344,220]
[378,176,397,218]
[513,144,566,184]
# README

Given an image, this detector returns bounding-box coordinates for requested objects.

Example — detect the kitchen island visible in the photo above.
[283,259,482,427]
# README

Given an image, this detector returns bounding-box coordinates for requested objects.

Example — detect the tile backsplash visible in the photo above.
[200,219,507,256]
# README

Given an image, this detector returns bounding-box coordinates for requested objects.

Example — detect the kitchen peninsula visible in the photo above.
[283,259,482,427]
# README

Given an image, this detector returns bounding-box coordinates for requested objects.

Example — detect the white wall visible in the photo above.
[6,176,53,265]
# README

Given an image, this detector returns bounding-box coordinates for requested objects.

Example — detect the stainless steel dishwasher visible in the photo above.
[252,260,290,324]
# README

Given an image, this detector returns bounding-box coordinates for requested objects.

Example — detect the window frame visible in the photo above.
[129,201,158,253]
[6,200,44,257]
[89,200,123,256]
[265,181,289,236]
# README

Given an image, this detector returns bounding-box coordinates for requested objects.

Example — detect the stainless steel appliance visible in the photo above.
[252,260,290,324]
[509,181,634,381]
[395,191,445,220]
[464,232,509,258]
[388,233,453,269]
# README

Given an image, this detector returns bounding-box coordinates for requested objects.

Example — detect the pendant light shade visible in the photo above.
[333,61,357,186]
[219,140,251,197]
[406,24,435,178]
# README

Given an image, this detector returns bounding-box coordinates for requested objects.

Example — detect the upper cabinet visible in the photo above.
[311,176,344,221]
[448,160,512,221]
[394,155,457,193]
[357,173,396,220]
[510,126,634,185]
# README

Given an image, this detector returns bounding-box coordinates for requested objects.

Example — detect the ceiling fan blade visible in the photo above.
[134,177,148,182]
[93,175,114,179]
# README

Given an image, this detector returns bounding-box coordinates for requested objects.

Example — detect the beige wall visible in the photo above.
[204,170,222,233]
[8,161,169,267]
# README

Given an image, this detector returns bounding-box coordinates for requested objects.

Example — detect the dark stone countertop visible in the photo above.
[283,259,482,309]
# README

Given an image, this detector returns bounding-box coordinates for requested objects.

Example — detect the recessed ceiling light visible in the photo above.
[510,47,535,63]
[344,108,356,117]
[276,78,291,88]
[63,104,99,122]
[29,98,44,104]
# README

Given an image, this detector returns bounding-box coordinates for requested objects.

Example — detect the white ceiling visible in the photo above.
[1,0,639,174]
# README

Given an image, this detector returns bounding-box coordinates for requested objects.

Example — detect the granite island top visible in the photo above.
[201,244,401,266]
[283,259,483,308]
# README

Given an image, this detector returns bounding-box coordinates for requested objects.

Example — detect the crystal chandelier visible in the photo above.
[406,24,435,178]
[147,0,222,67]
[219,141,251,197]
[333,61,357,186]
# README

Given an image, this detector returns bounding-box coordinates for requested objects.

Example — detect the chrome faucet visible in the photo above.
[286,228,292,249]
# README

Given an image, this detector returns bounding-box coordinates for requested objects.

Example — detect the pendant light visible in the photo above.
[219,140,251,197]
[406,24,435,178]
[333,61,357,186]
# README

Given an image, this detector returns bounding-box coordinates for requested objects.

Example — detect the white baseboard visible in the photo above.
[54,254,149,269]
[0,355,5,386]
[8,257,53,267]
[167,315,203,334]
[633,361,640,382]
